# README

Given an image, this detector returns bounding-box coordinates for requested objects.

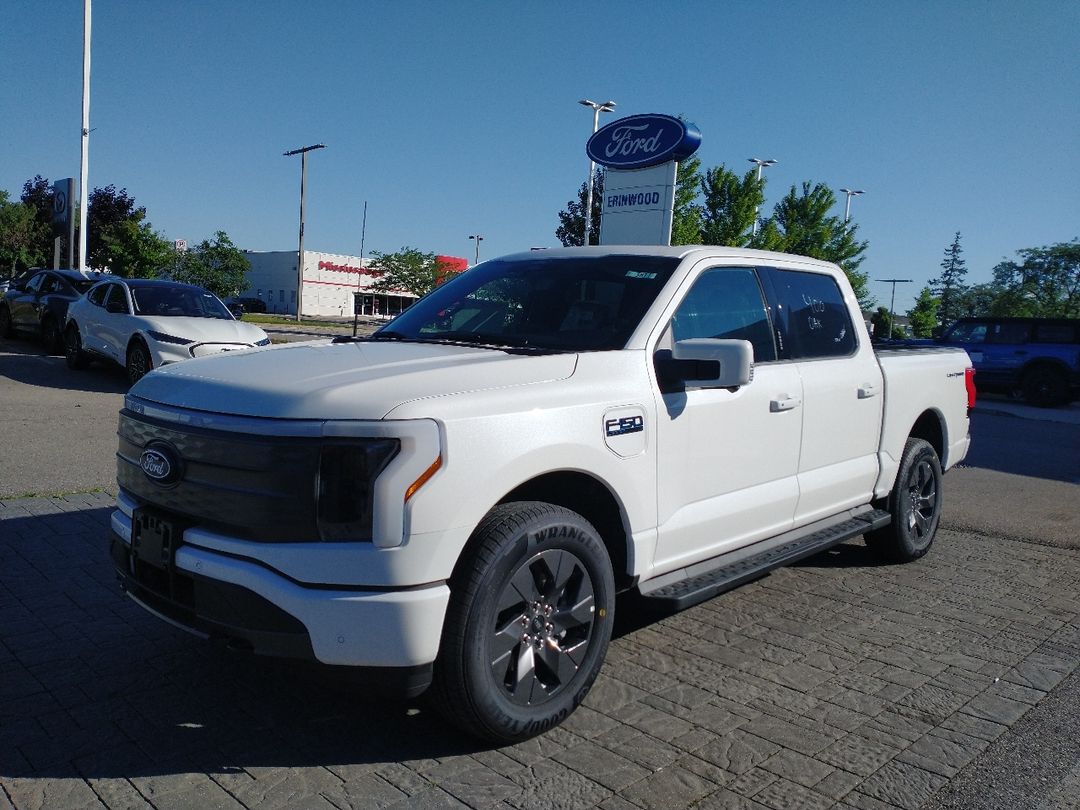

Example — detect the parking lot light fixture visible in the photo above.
[840,188,865,222]
[468,235,484,265]
[283,143,326,322]
[748,158,777,235]
[579,99,616,245]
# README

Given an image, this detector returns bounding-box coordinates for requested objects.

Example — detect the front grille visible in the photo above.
[117,409,322,541]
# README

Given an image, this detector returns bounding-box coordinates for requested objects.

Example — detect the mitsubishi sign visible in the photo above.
[589,114,702,247]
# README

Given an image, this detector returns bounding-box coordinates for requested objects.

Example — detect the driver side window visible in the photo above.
[671,267,776,362]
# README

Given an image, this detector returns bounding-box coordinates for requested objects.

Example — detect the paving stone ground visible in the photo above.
[1,493,1079,810]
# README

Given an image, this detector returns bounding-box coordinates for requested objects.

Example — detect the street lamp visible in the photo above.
[839,188,865,222]
[748,158,777,236]
[468,234,484,265]
[283,143,326,322]
[877,277,913,340]
[579,98,616,246]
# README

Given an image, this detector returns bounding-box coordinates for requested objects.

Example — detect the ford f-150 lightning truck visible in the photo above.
[109,246,975,742]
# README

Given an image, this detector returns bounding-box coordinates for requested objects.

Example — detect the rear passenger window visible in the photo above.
[988,322,1030,343]
[671,267,776,362]
[770,269,856,359]
[1033,323,1078,344]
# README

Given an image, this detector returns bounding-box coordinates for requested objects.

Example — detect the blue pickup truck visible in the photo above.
[938,317,1080,407]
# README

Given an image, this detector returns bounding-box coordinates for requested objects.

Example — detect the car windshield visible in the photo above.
[131,286,233,319]
[376,255,680,351]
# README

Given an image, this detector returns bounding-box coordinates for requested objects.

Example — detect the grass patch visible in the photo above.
[241,314,349,328]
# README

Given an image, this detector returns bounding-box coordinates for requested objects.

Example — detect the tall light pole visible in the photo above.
[468,234,484,265]
[748,158,777,236]
[579,99,616,246]
[840,188,865,222]
[283,143,325,322]
[78,0,91,273]
[877,277,913,339]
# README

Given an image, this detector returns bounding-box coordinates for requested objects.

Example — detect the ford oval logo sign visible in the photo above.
[140,444,182,486]
[586,114,702,170]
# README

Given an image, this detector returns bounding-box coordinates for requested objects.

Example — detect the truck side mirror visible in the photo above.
[671,338,754,388]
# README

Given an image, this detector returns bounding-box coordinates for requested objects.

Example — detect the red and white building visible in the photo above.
[240,250,468,318]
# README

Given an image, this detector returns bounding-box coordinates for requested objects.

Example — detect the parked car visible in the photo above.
[65,278,271,384]
[936,316,1080,407]
[0,268,103,353]
[227,296,268,314]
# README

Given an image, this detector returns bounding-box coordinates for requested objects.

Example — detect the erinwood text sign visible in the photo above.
[586,114,701,246]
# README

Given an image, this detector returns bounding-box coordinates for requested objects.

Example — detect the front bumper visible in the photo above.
[110,508,450,695]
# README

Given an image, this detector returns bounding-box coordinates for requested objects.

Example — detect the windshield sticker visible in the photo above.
[625,271,657,280]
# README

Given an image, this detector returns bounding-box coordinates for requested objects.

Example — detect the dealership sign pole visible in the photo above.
[586,114,701,247]
[78,0,91,274]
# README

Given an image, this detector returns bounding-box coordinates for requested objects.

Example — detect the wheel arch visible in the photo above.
[473,471,633,591]
[908,408,945,464]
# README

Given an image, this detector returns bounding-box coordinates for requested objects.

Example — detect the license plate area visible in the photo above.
[132,508,187,571]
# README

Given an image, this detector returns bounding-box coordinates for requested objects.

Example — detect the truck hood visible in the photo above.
[129,339,578,420]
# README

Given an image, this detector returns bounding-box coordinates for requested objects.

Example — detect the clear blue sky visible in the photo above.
[3,1,1078,312]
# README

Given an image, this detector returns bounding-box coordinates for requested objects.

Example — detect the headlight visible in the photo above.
[146,330,194,346]
[255,337,271,346]
[316,440,400,541]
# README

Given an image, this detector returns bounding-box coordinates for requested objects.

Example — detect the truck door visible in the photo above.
[652,266,802,573]
[764,267,883,525]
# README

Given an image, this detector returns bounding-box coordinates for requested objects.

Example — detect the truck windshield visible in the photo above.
[375,255,680,351]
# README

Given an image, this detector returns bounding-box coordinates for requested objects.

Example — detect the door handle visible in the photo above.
[770,395,801,412]
[858,384,879,399]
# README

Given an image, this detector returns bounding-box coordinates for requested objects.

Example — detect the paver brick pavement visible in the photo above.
[2,493,1079,809]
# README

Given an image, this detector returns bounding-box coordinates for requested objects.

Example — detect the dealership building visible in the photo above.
[239,250,468,318]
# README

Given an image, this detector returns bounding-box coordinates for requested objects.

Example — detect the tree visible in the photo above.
[18,176,57,267]
[906,287,940,338]
[756,182,873,308]
[929,232,967,328]
[990,240,1080,318]
[699,164,764,247]
[0,190,47,275]
[170,231,251,299]
[556,169,603,247]
[369,247,461,298]
[86,185,145,271]
[101,219,175,280]
[670,156,703,245]
[954,282,1006,318]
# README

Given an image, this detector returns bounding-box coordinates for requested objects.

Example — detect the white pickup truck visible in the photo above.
[110,246,974,742]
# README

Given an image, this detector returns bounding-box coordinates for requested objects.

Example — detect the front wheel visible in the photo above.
[0,305,13,338]
[64,323,88,369]
[866,437,943,563]
[127,339,153,385]
[433,502,615,743]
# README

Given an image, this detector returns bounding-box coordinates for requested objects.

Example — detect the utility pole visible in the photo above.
[877,278,913,339]
[748,158,777,236]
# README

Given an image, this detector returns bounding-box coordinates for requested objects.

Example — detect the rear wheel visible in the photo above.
[42,317,62,355]
[64,323,88,369]
[432,502,615,743]
[126,339,153,385]
[1023,366,1069,408]
[866,437,943,563]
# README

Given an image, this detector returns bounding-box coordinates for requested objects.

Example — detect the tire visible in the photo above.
[127,339,153,385]
[64,323,88,369]
[42,316,62,355]
[1022,366,1069,408]
[432,501,615,743]
[866,438,943,563]
[0,305,13,338]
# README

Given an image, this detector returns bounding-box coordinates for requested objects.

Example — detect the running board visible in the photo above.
[638,508,891,610]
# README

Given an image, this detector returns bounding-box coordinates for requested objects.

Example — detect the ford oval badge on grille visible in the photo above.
[141,444,182,485]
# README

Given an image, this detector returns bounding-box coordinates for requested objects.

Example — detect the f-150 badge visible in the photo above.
[603,406,647,458]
